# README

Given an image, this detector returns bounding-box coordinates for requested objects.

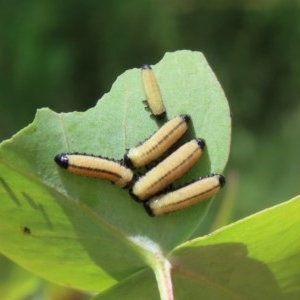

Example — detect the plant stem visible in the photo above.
[152,253,173,300]
[129,236,174,300]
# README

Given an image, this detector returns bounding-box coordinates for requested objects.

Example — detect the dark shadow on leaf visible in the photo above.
[0,177,21,207]
[22,192,53,229]
[172,243,286,300]
[22,191,39,209]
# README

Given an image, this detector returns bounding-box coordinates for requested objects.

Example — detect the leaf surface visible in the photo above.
[171,195,300,299]
[0,50,231,291]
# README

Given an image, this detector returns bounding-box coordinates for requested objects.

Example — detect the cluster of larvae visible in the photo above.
[54,65,225,216]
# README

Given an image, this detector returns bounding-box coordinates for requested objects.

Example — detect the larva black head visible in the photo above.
[153,111,167,120]
[218,174,226,187]
[180,114,191,124]
[54,154,69,169]
[123,153,135,169]
[141,64,152,70]
[195,138,206,150]
[143,201,155,217]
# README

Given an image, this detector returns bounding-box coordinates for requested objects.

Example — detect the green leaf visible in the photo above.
[0,255,40,300]
[0,50,231,292]
[171,195,300,300]
[93,196,300,300]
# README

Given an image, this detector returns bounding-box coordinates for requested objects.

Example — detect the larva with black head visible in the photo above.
[124,114,190,169]
[54,153,134,188]
[144,174,226,216]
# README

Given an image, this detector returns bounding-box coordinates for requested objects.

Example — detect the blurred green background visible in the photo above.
[0,0,299,299]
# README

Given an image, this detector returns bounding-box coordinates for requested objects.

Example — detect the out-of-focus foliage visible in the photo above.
[0,255,39,300]
[0,254,88,300]
[1,1,299,139]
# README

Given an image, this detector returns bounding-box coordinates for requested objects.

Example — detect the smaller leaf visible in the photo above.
[170,195,300,299]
